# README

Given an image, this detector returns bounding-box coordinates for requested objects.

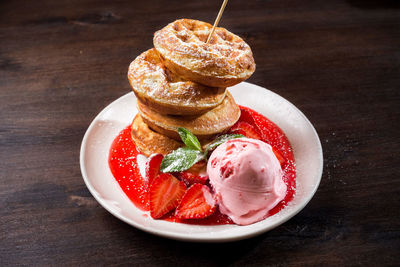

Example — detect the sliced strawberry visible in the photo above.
[149,173,186,219]
[145,153,164,184]
[238,107,257,126]
[272,147,285,166]
[175,184,216,219]
[230,121,262,140]
[237,107,269,140]
[175,172,208,186]
[174,160,208,186]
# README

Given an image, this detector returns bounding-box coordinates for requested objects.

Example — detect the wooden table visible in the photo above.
[1,0,399,265]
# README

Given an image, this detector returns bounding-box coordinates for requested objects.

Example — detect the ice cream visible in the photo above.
[207,138,287,225]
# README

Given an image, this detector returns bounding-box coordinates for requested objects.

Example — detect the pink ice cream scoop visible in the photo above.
[207,138,287,225]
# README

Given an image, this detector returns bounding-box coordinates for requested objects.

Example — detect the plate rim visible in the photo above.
[80,82,323,242]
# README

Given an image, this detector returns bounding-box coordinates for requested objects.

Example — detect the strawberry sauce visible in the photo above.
[108,127,149,211]
[108,106,296,225]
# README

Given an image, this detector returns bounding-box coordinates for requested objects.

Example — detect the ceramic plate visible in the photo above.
[80,82,323,242]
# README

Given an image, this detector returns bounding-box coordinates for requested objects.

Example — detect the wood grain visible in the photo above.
[1,0,399,265]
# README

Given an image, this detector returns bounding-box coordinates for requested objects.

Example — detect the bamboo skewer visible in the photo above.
[206,0,229,43]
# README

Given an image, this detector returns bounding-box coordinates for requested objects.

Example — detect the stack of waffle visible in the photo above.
[127,19,255,156]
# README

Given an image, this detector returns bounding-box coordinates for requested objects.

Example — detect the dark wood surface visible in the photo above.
[1,0,399,265]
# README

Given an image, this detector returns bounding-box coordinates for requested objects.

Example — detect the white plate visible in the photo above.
[80,82,323,242]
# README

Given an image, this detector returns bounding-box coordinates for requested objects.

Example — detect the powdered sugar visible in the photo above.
[153,19,255,81]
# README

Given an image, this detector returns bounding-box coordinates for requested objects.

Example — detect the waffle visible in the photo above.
[154,19,255,87]
[128,19,253,156]
[137,91,240,141]
[131,114,182,156]
[128,49,226,115]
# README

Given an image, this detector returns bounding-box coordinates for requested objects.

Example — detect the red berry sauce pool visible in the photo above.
[108,106,296,225]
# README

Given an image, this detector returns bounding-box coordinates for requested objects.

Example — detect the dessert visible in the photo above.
[207,138,287,225]
[128,48,226,115]
[108,19,296,226]
[154,19,256,87]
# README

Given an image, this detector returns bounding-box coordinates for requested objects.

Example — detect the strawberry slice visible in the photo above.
[238,107,257,126]
[175,172,208,186]
[237,107,270,141]
[145,153,164,184]
[230,121,262,140]
[174,160,208,186]
[272,147,286,166]
[175,184,216,219]
[149,173,186,219]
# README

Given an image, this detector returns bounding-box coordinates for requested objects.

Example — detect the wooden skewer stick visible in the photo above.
[206,0,229,43]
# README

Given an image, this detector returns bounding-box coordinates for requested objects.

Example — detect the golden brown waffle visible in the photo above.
[131,114,182,156]
[128,49,226,115]
[137,91,240,141]
[154,19,255,87]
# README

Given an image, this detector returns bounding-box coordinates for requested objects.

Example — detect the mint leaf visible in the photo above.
[160,147,204,173]
[204,134,244,157]
[177,127,202,151]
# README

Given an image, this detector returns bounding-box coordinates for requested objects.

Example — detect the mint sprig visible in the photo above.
[204,134,244,157]
[160,128,244,173]
[177,127,202,151]
[160,147,204,173]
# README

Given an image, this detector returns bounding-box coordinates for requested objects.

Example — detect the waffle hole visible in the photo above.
[182,20,195,31]
[173,23,183,31]
[195,32,207,43]
[225,33,234,42]
[177,34,189,42]
[217,30,233,42]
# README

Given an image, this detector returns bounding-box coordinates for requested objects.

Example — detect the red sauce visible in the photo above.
[108,127,149,211]
[108,106,296,225]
